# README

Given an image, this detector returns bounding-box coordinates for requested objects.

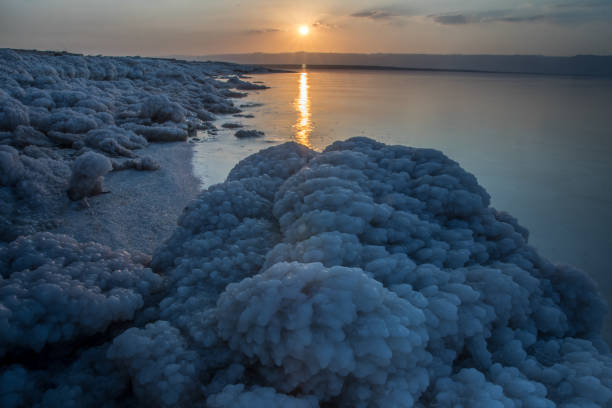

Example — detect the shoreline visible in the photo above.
[0,48,268,252]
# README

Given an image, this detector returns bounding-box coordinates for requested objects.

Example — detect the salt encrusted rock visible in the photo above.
[226,76,269,90]
[123,124,189,142]
[221,122,243,129]
[67,151,112,200]
[84,127,147,157]
[140,95,185,124]
[234,129,264,138]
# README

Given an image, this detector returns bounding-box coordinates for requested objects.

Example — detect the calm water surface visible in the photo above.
[195,69,612,337]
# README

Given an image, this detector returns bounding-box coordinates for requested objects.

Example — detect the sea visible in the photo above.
[193,68,612,338]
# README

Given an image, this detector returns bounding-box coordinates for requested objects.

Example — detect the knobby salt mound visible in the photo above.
[67,151,112,200]
[0,233,163,358]
[2,137,611,407]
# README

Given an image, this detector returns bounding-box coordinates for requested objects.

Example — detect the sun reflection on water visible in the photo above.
[293,71,312,147]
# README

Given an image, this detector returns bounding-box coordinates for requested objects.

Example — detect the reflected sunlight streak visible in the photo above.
[293,71,312,148]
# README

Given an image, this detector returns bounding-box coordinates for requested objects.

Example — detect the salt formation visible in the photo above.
[107,321,202,407]
[226,76,269,90]
[235,129,265,138]
[0,144,70,241]
[67,151,112,200]
[83,127,148,158]
[221,122,243,129]
[0,49,265,240]
[0,232,162,356]
[2,137,611,407]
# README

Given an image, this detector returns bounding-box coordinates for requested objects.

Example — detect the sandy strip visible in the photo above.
[50,142,200,255]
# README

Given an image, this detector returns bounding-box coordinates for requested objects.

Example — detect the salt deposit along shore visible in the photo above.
[0,48,268,253]
[2,49,612,407]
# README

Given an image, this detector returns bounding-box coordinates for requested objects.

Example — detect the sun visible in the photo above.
[299,25,309,36]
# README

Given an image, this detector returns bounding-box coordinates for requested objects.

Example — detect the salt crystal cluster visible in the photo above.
[1,133,611,407]
[0,232,162,356]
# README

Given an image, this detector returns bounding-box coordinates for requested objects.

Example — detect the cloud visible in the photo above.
[495,15,548,23]
[429,4,612,26]
[554,0,612,8]
[430,12,548,25]
[351,10,396,20]
[312,20,339,30]
[430,14,471,25]
[350,6,412,21]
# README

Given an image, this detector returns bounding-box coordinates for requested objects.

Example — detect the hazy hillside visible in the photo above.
[187,52,612,76]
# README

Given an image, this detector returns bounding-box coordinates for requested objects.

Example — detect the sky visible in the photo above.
[1,0,612,56]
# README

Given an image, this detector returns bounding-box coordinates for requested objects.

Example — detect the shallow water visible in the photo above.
[194,69,612,339]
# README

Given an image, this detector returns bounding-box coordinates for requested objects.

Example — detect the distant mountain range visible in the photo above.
[174,52,612,77]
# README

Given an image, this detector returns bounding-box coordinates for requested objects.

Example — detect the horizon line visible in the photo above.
[187,51,612,58]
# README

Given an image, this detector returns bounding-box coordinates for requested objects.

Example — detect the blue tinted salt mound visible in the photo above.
[0,232,162,356]
[67,151,112,200]
[2,137,611,407]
